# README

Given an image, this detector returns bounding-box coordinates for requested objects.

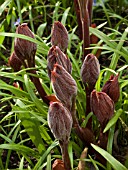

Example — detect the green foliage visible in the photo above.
[0,0,128,169]
[91,144,128,170]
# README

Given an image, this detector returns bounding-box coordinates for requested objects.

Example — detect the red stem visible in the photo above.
[74,0,83,41]
[29,69,49,105]
[23,58,49,105]
[87,0,93,25]
[71,96,95,146]
[74,0,93,61]
[82,7,90,61]
[59,141,71,170]
[85,85,92,129]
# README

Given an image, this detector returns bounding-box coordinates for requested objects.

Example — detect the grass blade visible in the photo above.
[61,7,70,25]
[91,144,127,170]
[0,144,38,157]
[46,153,51,170]
[106,124,116,170]
[103,109,122,133]
[0,32,49,54]
[19,157,24,170]
[33,141,59,170]
[0,0,12,16]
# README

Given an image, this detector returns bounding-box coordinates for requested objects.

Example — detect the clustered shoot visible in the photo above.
[8,1,121,170]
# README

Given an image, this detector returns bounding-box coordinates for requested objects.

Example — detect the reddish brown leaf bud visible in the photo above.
[47,46,72,78]
[51,64,77,110]
[8,51,22,71]
[51,21,68,52]
[81,53,100,90]
[48,102,72,142]
[14,23,37,67]
[90,90,114,129]
[102,74,120,103]
[52,159,65,170]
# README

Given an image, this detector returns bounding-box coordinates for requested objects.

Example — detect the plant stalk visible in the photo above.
[85,85,92,130]
[87,0,93,25]
[74,0,83,41]
[78,0,90,61]
[71,96,83,139]
[29,69,49,105]
[82,7,90,61]
[71,96,94,145]
[24,60,49,105]
[74,0,91,61]
[59,140,71,170]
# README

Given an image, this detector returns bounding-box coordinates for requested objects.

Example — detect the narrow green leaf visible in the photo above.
[34,141,59,170]
[15,101,46,154]
[53,2,61,22]
[105,27,128,80]
[0,71,24,82]
[117,65,128,72]
[120,80,128,89]
[68,26,77,51]
[0,32,49,54]
[0,111,14,124]
[100,0,112,28]
[37,23,47,37]
[16,0,22,23]
[107,125,116,170]
[61,7,70,25]
[81,112,93,128]
[40,126,53,145]
[19,157,24,170]
[29,5,34,33]
[0,25,5,45]
[0,80,30,98]
[0,154,4,170]
[0,134,12,143]
[88,155,99,170]
[24,74,48,116]
[91,144,127,170]
[0,0,12,16]
[8,120,21,138]
[68,141,73,169]
[0,144,38,157]
[67,49,80,77]
[103,109,122,133]
[88,45,128,60]
[72,142,82,154]
[46,153,51,170]
[89,27,128,63]
[21,153,34,167]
